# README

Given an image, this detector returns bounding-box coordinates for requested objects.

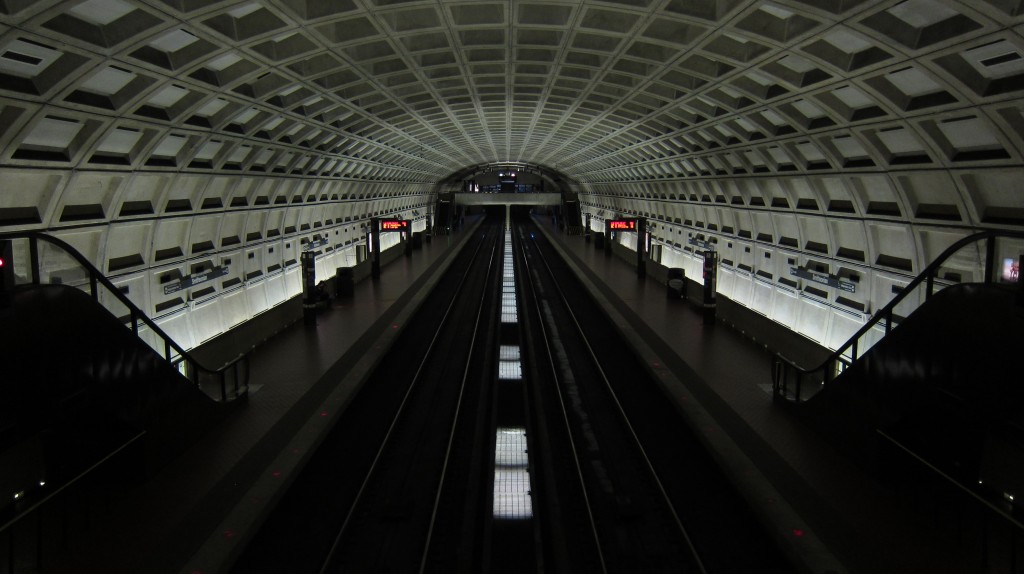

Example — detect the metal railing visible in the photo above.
[772,230,1024,402]
[0,231,249,402]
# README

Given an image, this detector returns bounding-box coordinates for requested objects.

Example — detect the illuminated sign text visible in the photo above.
[380,220,409,231]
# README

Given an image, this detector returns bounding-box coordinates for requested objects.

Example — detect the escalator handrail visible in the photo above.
[773,229,1024,387]
[0,230,248,399]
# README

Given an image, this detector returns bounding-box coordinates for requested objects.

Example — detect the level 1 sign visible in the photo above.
[608,219,637,231]
[790,266,856,293]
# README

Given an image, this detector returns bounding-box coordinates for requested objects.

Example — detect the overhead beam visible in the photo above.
[453,193,561,207]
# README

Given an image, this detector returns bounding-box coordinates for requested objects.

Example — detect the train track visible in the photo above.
[231,221,503,574]
[515,222,706,573]
[516,218,792,573]
[231,215,792,573]
[317,223,501,573]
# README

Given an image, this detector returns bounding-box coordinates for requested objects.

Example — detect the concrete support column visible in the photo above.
[637,217,647,279]
[371,218,381,280]
[702,250,718,326]
[300,251,317,326]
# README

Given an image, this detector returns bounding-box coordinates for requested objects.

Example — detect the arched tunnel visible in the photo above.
[1,1,1023,573]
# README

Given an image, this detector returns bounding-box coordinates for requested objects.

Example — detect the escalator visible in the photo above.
[772,231,1024,513]
[801,283,1022,488]
[0,233,248,523]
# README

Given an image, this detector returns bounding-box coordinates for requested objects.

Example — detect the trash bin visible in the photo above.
[667,268,685,299]
[336,267,354,298]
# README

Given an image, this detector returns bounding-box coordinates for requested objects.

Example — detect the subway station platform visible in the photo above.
[45,219,485,574]
[52,215,954,574]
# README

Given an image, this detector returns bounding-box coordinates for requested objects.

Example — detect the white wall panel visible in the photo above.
[265,274,287,307]
[189,297,224,346]
[826,310,866,352]
[155,309,195,350]
[750,279,773,315]
[49,228,106,282]
[107,271,149,320]
[731,271,753,307]
[795,296,830,344]
[769,287,799,329]
[220,289,249,330]
[246,281,269,315]
[717,267,736,299]
[283,267,301,298]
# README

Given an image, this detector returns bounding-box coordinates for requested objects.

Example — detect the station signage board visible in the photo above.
[790,266,857,293]
[379,219,409,232]
[163,265,229,295]
[608,219,637,231]
[303,238,328,251]
[688,237,714,250]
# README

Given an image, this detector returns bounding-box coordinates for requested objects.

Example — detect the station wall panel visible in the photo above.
[750,278,773,316]
[220,289,250,331]
[106,221,153,274]
[246,281,269,316]
[794,297,830,345]
[768,286,799,329]
[155,308,195,351]
[189,297,224,347]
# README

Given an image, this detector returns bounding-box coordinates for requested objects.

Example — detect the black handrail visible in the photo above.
[0,231,249,402]
[773,229,1024,402]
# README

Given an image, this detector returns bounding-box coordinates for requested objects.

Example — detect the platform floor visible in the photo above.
[52,215,962,574]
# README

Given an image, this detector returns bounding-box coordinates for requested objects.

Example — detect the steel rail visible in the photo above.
[418,230,501,573]
[528,225,709,574]
[515,226,608,574]
[318,229,496,574]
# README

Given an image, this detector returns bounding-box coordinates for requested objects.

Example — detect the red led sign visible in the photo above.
[380,220,409,231]
[608,219,637,231]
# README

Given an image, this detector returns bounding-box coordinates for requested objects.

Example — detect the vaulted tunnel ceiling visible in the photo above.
[1,0,1024,339]
[1,0,1022,184]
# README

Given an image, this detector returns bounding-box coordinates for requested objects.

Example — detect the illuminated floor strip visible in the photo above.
[501,232,518,324]
[499,345,522,380]
[493,427,532,519]
[493,230,533,519]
